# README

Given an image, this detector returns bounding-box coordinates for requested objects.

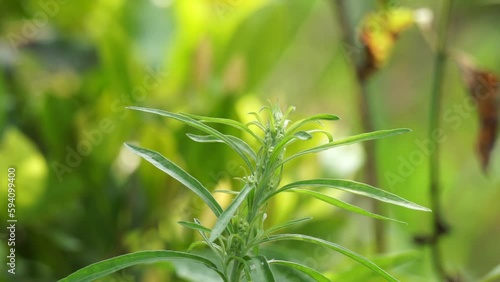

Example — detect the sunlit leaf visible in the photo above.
[360,8,414,68]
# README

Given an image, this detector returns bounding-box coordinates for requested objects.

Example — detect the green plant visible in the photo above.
[60,104,430,282]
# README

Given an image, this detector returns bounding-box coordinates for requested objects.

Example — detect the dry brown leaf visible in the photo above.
[457,55,499,173]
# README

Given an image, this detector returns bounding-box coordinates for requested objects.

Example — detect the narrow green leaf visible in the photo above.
[178,221,212,233]
[331,251,419,282]
[273,179,430,212]
[245,256,276,282]
[282,129,411,165]
[124,143,223,216]
[186,241,209,252]
[246,120,266,132]
[293,131,313,140]
[187,133,256,161]
[127,107,254,169]
[306,129,334,142]
[209,184,254,242]
[183,112,263,143]
[479,264,500,282]
[59,250,224,282]
[283,106,297,120]
[286,114,340,133]
[271,129,334,165]
[264,217,313,235]
[260,234,398,282]
[214,189,240,195]
[193,219,225,260]
[269,259,330,282]
[289,189,405,223]
[248,112,264,126]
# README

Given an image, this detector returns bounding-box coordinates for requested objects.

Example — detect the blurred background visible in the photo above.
[0,0,499,281]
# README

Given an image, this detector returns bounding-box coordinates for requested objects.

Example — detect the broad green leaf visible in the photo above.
[264,217,313,235]
[245,256,276,282]
[124,143,223,216]
[178,221,211,233]
[221,0,317,88]
[269,260,330,282]
[282,128,411,165]
[127,107,254,169]
[186,133,257,160]
[209,184,254,242]
[259,234,398,282]
[286,114,340,133]
[289,189,405,223]
[272,179,430,212]
[184,113,263,143]
[59,250,224,282]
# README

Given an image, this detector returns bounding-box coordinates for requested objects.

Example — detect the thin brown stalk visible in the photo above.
[332,0,386,253]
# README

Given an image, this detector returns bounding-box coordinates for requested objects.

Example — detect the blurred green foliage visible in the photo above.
[0,0,499,281]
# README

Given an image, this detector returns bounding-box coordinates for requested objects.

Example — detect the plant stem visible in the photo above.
[333,0,386,253]
[428,0,453,280]
[229,258,242,282]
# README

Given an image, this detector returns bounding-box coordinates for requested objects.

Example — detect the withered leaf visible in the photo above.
[457,56,499,173]
[358,8,414,73]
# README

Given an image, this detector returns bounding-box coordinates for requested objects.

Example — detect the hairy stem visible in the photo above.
[333,0,386,253]
[428,0,453,280]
